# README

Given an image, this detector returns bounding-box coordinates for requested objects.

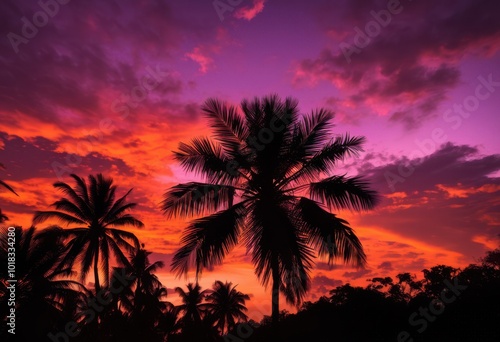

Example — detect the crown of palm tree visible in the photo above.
[206,280,250,335]
[33,173,143,293]
[162,95,378,321]
[175,283,212,325]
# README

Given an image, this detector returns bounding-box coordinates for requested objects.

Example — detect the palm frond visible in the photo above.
[296,197,366,267]
[33,211,86,226]
[171,204,245,277]
[104,215,144,229]
[107,228,140,251]
[294,109,335,156]
[52,198,88,222]
[174,137,240,184]
[281,134,366,187]
[161,182,236,218]
[101,188,134,223]
[54,176,92,218]
[202,98,248,153]
[309,175,378,211]
[0,179,18,195]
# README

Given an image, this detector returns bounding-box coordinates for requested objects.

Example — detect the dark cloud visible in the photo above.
[377,261,393,270]
[0,0,203,134]
[0,132,136,181]
[366,143,500,194]
[355,143,500,259]
[316,262,341,271]
[298,0,500,128]
[312,274,343,293]
[342,268,372,280]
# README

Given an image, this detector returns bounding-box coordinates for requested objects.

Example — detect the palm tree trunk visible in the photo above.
[271,258,280,326]
[94,247,101,294]
[93,246,100,340]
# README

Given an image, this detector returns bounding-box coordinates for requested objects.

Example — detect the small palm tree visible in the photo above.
[33,173,143,294]
[130,244,165,306]
[0,226,85,340]
[157,304,181,339]
[206,280,250,335]
[125,245,170,339]
[162,95,378,324]
[175,283,211,326]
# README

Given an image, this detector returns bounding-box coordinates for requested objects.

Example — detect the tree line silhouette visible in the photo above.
[0,95,499,341]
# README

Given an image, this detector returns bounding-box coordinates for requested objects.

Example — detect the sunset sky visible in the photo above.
[1,0,499,320]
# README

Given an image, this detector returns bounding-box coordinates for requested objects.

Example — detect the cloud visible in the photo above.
[351,143,500,262]
[311,274,343,294]
[294,0,500,128]
[185,28,233,74]
[316,262,341,271]
[186,47,215,74]
[365,143,500,194]
[234,0,266,21]
[377,261,393,271]
[342,268,372,280]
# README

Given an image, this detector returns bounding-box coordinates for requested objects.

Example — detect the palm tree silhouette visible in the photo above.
[162,95,378,324]
[32,173,143,294]
[124,244,170,340]
[206,280,250,335]
[129,244,165,307]
[0,226,85,340]
[157,304,181,339]
[175,283,211,326]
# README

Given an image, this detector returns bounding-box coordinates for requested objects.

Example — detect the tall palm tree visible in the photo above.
[124,244,170,340]
[206,280,250,335]
[0,226,85,340]
[32,173,143,294]
[162,95,378,324]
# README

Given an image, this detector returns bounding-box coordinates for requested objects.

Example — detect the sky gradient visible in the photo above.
[1,0,500,319]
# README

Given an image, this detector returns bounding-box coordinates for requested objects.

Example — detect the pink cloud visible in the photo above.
[234,0,266,21]
[186,47,215,74]
[185,28,232,74]
[294,0,500,128]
